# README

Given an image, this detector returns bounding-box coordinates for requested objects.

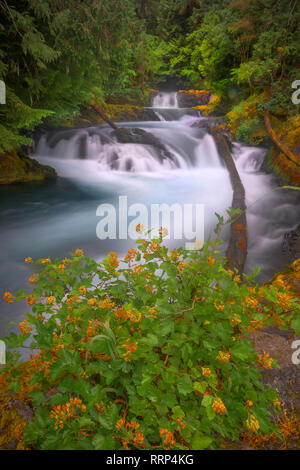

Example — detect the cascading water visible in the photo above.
[0,91,299,332]
[152,91,178,108]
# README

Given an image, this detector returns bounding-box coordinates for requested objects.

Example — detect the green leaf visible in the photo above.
[191,432,213,450]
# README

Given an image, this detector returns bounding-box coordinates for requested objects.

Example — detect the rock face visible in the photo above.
[177,90,211,108]
[0,150,56,185]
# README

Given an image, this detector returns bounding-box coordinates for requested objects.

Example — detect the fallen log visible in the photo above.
[93,104,119,130]
[211,129,248,274]
[264,109,300,168]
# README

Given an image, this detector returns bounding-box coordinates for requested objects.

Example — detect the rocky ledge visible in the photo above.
[0,150,57,185]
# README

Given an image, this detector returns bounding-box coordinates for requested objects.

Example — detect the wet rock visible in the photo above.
[177,90,211,108]
[112,127,174,162]
[0,150,57,185]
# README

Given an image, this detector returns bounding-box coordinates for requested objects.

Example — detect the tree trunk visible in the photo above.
[264,108,300,168]
[211,129,248,274]
[93,104,118,130]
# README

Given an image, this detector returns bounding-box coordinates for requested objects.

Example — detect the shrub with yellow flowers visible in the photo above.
[1,216,299,450]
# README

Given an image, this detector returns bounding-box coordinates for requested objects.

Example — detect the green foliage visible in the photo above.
[2,219,298,450]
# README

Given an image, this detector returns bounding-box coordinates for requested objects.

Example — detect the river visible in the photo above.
[0,92,299,334]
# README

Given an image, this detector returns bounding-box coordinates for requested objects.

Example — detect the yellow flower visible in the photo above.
[47,296,55,304]
[246,414,260,433]
[246,400,253,408]
[79,286,86,295]
[149,307,158,318]
[41,258,50,264]
[230,314,241,327]
[273,398,281,409]
[233,275,241,283]
[217,351,231,363]
[88,298,96,306]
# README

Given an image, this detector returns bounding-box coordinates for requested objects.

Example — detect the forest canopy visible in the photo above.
[0,0,299,154]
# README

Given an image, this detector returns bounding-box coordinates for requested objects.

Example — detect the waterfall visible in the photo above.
[152,92,178,108]
[33,121,222,175]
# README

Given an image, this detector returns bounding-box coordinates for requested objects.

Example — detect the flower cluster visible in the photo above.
[257,351,273,369]
[246,414,260,433]
[212,397,227,415]
[216,351,231,363]
[50,397,86,430]
[160,428,176,449]
[19,320,32,335]
[28,273,39,284]
[3,292,14,303]
[122,339,138,361]
[115,419,144,449]
[202,367,211,378]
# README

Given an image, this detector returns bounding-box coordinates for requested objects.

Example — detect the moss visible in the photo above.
[0,150,56,185]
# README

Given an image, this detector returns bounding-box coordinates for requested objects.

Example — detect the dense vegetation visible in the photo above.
[2,222,299,449]
[1,0,299,160]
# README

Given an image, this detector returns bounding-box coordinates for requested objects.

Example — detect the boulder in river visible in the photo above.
[112,127,174,162]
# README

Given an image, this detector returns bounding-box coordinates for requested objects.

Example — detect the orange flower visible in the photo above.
[50,398,86,430]
[41,258,50,264]
[87,298,96,306]
[26,295,36,306]
[136,224,145,233]
[19,320,32,335]
[122,339,138,362]
[47,296,55,304]
[212,397,227,415]
[3,292,14,303]
[149,307,158,318]
[160,428,176,449]
[75,249,84,256]
[29,273,39,284]
[207,257,215,266]
[25,257,32,264]
[257,351,273,369]
[107,252,119,269]
[58,264,65,272]
[214,300,225,311]
[217,351,231,363]
[124,248,138,263]
[202,367,211,378]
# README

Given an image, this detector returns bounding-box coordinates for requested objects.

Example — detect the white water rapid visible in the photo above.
[0,92,299,331]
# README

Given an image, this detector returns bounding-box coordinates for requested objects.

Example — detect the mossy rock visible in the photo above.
[0,150,56,185]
